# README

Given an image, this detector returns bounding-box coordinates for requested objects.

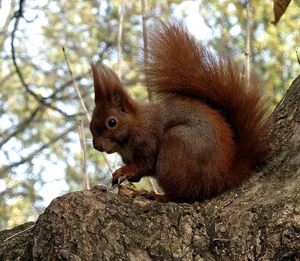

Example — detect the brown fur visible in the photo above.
[90,22,270,203]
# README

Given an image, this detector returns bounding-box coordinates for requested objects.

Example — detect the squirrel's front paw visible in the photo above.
[112,165,141,185]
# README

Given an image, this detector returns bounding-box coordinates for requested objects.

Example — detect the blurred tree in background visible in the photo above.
[198,0,299,104]
[0,0,299,229]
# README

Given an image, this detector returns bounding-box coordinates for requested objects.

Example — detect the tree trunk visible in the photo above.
[1,75,300,260]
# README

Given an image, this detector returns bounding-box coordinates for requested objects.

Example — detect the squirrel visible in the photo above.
[90,21,270,203]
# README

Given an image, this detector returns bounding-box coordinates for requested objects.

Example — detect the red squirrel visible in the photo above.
[90,22,270,203]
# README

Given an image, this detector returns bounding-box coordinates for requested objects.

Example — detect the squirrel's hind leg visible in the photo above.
[155,124,218,202]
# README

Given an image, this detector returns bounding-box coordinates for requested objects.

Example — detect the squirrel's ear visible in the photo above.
[90,62,104,102]
[90,62,135,112]
[110,88,131,112]
[90,62,122,102]
[111,84,138,113]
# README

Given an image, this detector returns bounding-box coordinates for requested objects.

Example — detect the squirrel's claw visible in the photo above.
[112,165,139,185]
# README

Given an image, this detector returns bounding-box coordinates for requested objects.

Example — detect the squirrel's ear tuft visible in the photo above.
[90,62,136,112]
[90,62,122,102]
[90,62,104,102]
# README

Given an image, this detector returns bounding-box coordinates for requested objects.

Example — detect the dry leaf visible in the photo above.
[272,0,292,25]
[118,185,137,198]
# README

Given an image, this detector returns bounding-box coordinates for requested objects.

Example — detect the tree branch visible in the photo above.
[10,0,79,118]
[0,0,16,49]
[0,71,89,148]
[0,125,77,176]
[0,71,15,87]
[0,106,40,148]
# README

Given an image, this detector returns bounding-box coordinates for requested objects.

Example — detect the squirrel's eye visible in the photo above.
[107,118,117,129]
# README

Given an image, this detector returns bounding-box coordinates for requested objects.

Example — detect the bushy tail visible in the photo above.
[144,22,270,166]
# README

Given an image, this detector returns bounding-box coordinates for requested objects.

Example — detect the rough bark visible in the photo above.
[1,75,300,260]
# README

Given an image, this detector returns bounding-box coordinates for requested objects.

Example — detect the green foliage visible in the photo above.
[198,0,300,107]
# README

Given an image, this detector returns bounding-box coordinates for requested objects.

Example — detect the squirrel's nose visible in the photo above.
[93,140,104,152]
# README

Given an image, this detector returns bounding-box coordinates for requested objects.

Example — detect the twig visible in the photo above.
[0,106,40,148]
[78,120,90,190]
[0,71,15,89]
[47,72,90,100]
[141,0,153,101]
[62,47,91,122]
[3,223,35,242]
[212,238,231,242]
[296,50,300,66]
[10,0,75,117]
[141,0,160,193]
[0,125,77,176]
[11,0,42,100]
[0,0,15,47]
[62,47,113,175]
[117,0,124,79]
[245,0,251,89]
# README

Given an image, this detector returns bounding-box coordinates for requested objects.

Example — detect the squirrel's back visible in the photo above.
[144,22,270,188]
